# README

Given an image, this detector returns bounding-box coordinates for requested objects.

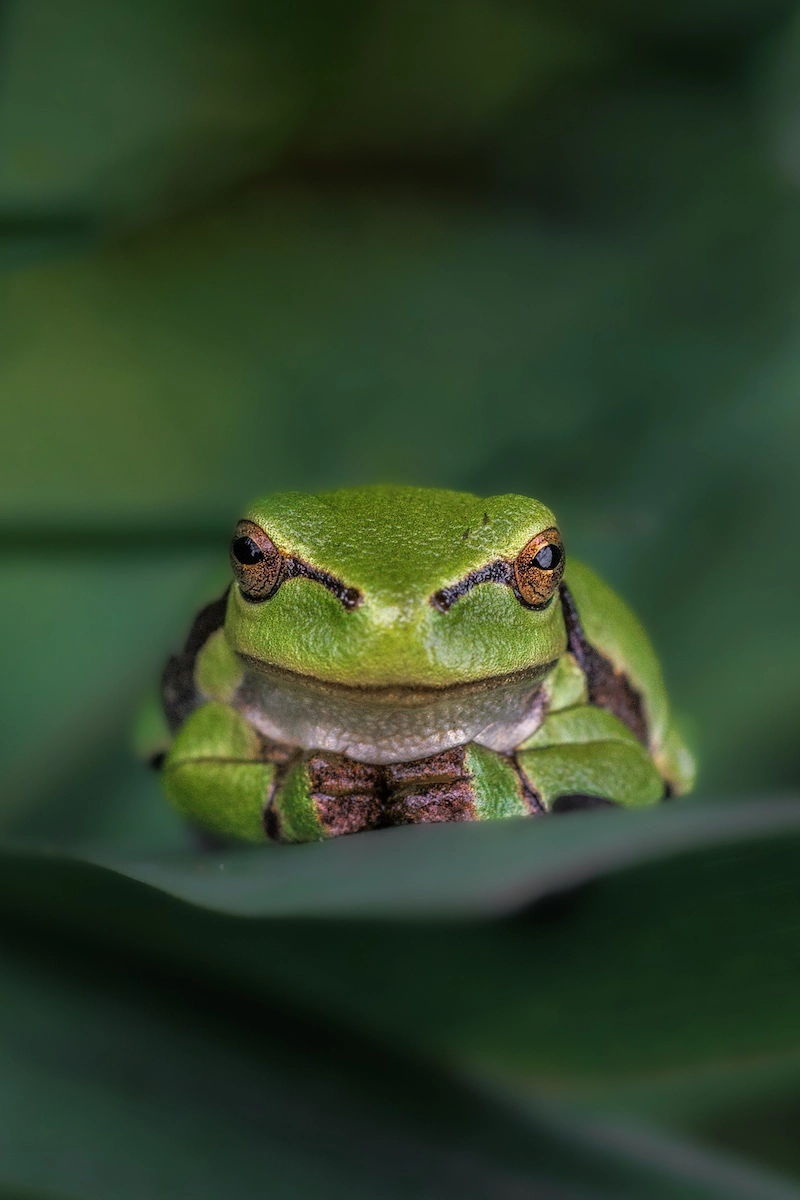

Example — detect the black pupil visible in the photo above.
[533,544,561,571]
[233,536,265,565]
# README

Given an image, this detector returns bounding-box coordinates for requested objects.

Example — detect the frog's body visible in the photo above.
[157,486,694,843]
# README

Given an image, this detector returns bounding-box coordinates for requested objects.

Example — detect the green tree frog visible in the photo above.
[155,486,694,843]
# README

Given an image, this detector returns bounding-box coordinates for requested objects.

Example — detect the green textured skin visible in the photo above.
[163,702,272,842]
[540,652,588,712]
[226,487,566,686]
[517,706,665,808]
[517,739,665,809]
[195,629,244,704]
[157,486,695,842]
[270,760,327,844]
[466,743,530,820]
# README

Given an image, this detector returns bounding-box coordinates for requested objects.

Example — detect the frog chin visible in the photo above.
[233,657,556,765]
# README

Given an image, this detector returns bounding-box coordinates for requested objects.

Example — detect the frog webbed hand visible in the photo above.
[515,705,665,812]
[162,702,288,843]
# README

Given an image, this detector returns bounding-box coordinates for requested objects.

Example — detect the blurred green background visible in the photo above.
[2,2,800,1196]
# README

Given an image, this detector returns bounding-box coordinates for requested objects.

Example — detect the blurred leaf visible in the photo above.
[575,1051,800,1183]
[764,7,800,193]
[293,0,612,158]
[1,797,800,1084]
[0,0,307,232]
[503,1088,800,1200]
[570,1051,800,1124]
[695,1089,800,1185]
[77,794,800,919]
[0,557,216,824]
[0,210,94,272]
[0,0,614,240]
[541,0,795,44]
[1,924,789,1200]
[495,76,774,227]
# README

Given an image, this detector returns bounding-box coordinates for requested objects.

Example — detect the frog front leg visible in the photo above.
[163,701,279,843]
[515,705,665,812]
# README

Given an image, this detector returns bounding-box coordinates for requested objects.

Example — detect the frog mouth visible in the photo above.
[234,656,556,764]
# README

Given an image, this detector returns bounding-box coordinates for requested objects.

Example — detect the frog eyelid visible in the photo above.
[431,527,564,613]
[233,520,362,610]
[430,559,555,613]
[282,557,362,610]
[239,556,362,610]
[431,560,512,612]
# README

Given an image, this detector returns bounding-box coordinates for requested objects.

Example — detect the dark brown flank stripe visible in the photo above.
[559,583,649,746]
[161,588,230,737]
[431,559,553,613]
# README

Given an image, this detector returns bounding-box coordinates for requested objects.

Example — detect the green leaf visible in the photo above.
[0,0,613,243]
[2,924,789,1200]
[2,796,800,1084]
[86,794,800,919]
[549,0,794,42]
[694,1088,800,1187]
[0,557,217,826]
[0,0,307,233]
[294,0,610,158]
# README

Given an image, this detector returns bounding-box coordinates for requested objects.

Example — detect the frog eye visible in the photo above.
[513,527,565,608]
[230,520,283,601]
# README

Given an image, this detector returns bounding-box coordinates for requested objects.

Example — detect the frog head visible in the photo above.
[225,485,567,689]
